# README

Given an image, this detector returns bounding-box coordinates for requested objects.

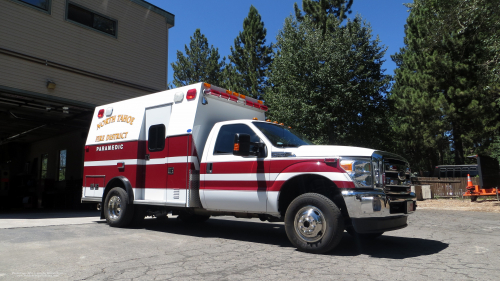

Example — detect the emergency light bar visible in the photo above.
[202,83,268,112]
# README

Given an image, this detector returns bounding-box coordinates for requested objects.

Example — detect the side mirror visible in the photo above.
[233,133,250,156]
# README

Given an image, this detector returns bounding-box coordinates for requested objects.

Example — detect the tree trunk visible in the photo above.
[452,124,465,165]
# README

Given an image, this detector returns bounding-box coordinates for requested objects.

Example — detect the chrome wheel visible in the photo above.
[107,195,122,220]
[294,205,327,243]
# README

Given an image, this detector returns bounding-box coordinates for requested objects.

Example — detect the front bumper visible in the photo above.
[342,189,416,233]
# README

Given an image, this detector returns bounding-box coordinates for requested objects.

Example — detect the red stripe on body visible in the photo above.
[203,180,268,191]
[199,159,344,174]
[84,165,144,189]
[209,160,270,174]
[200,159,354,192]
[168,135,189,157]
[167,162,188,189]
[84,141,144,161]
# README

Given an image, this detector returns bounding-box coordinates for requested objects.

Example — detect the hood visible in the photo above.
[292,145,376,158]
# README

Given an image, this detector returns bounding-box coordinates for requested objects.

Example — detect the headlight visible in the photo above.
[340,158,372,188]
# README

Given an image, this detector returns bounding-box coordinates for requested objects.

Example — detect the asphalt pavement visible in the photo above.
[0,209,499,280]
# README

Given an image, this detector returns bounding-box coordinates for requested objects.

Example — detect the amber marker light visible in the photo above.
[233,143,240,151]
[340,162,353,172]
[258,100,263,104]
[273,121,278,124]
[203,83,211,88]
[253,117,258,120]
[266,119,271,122]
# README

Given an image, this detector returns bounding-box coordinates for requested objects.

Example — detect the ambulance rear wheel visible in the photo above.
[104,187,134,227]
[284,193,344,254]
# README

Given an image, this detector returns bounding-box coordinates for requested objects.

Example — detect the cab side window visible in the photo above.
[214,124,262,155]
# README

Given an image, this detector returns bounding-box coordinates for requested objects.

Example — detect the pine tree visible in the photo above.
[390,0,500,172]
[294,0,353,34]
[265,15,391,149]
[171,29,224,87]
[226,5,272,98]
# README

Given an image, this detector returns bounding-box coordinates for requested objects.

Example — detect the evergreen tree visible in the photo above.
[171,29,224,87]
[294,0,353,33]
[227,6,272,98]
[265,15,391,149]
[390,0,500,173]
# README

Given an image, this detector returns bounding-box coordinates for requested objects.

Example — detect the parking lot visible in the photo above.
[0,209,499,280]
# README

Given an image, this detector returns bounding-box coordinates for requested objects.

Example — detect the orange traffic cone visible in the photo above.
[467,174,473,187]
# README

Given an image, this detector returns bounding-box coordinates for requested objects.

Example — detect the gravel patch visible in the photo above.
[418,198,500,213]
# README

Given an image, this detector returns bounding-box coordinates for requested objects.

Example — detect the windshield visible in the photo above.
[253,122,312,148]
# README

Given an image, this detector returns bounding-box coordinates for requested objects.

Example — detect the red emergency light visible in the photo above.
[97,109,104,118]
[186,89,197,100]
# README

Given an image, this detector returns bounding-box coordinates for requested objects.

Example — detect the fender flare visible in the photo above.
[270,161,353,191]
[269,162,352,215]
[103,176,135,204]
[100,176,134,219]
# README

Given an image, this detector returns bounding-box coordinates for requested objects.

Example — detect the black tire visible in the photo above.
[471,196,478,202]
[346,226,384,240]
[104,187,134,227]
[177,213,210,223]
[284,193,344,254]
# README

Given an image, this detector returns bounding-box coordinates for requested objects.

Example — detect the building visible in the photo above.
[0,0,174,209]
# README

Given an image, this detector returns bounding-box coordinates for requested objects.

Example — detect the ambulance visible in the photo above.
[82,82,416,253]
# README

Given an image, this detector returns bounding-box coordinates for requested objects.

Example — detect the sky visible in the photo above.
[147,0,410,84]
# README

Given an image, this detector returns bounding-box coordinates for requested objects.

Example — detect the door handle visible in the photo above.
[145,154,150,160]
[206,163,213,174]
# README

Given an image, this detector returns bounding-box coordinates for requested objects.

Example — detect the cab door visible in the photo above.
[201,123,269,212]
[143,104,171,202]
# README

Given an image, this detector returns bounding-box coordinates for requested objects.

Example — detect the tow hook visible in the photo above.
[97,203,101,211]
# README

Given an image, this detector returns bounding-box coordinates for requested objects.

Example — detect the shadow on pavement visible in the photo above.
[333,235,449,259]
[138,217,448,259]
[0,210,100,220]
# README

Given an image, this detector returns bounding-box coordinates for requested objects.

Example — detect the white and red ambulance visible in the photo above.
[82,82,416,253]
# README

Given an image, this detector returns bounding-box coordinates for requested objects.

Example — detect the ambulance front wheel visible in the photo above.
[104,187,134,227]
[284,193,344,254]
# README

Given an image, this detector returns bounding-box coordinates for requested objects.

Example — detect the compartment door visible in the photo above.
[143,104,172,202]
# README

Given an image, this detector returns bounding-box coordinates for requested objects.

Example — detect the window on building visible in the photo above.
[67,3,117,36]
[58,150,67,181]
[41,154,48,179]
[16,0,50,11]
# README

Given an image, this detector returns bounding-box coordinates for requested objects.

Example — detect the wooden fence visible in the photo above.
[412,177,480,198]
